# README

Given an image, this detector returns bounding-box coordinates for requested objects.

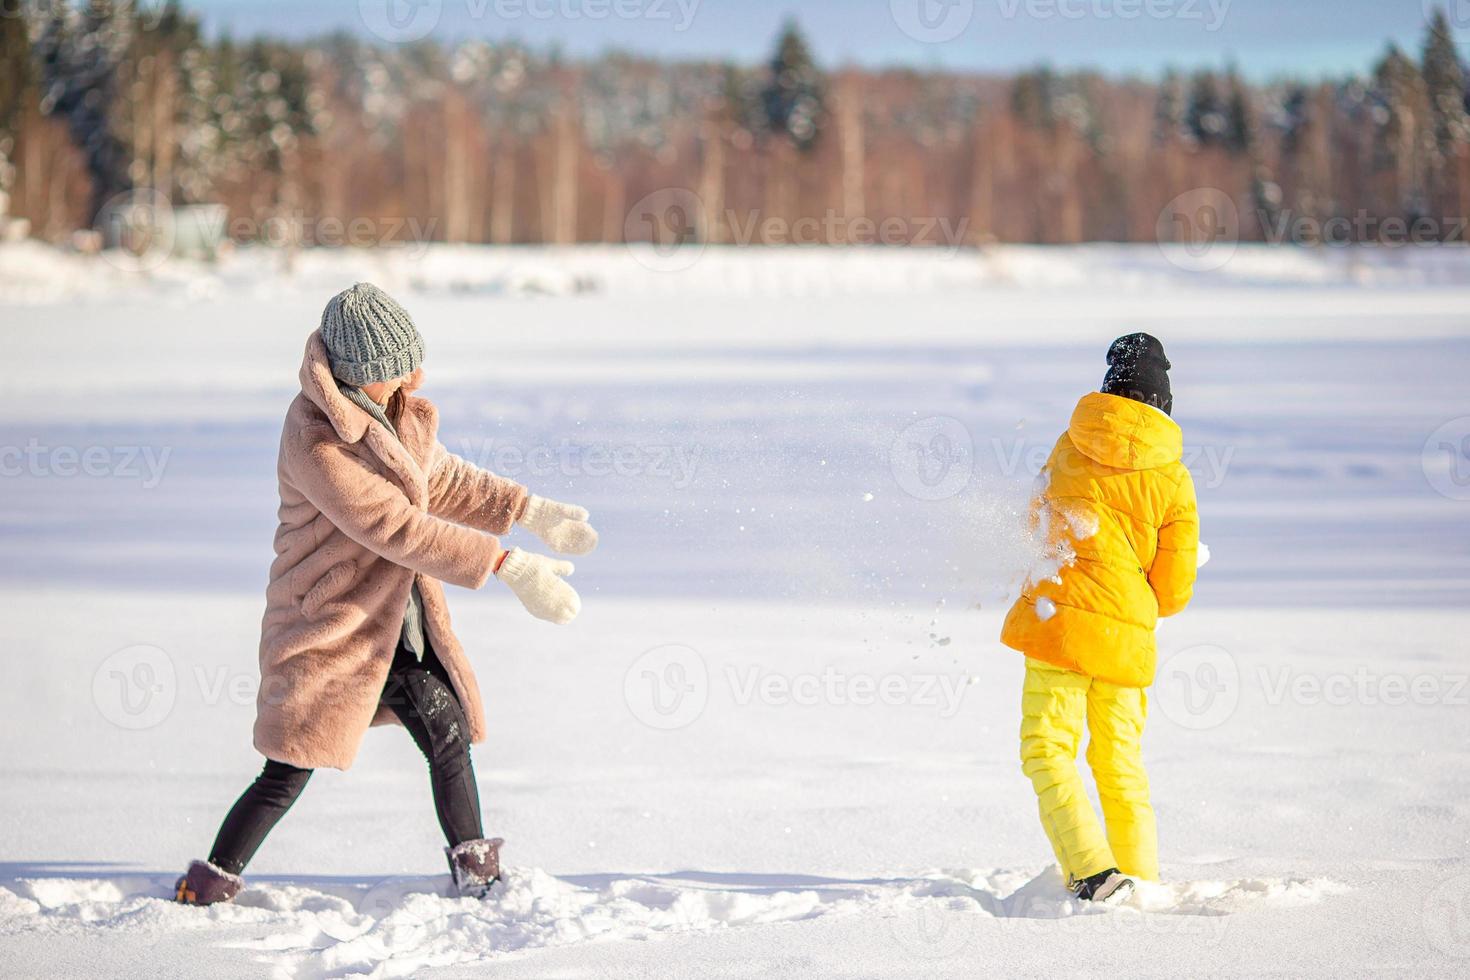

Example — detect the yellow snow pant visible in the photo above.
[1019,657,1158,882]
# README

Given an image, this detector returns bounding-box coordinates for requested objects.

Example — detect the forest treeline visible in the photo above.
[1,0,1468,247]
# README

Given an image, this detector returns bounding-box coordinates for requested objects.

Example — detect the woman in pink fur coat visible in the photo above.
[175,283,598,905]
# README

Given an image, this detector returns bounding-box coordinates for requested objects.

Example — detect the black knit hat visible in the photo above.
[1101,332,1173,416]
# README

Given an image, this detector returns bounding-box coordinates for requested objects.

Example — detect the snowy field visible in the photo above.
[2,242,1469,977]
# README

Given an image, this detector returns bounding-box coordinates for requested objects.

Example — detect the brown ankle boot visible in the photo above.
[445,838,504,898]
[174,859,244,906]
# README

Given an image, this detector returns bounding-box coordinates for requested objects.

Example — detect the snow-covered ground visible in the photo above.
[2,242,1469,977]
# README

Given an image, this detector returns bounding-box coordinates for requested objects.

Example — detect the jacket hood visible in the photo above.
[1067,391,1182,470]
[300,331,373,443]
[298,331,427,445]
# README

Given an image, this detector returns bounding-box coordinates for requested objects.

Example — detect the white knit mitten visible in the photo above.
[495,548,581,625]
[519,495,599,556]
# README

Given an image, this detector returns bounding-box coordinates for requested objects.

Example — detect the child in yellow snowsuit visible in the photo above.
[1001,333,1198,903]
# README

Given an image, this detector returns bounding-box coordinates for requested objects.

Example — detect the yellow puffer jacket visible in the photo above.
[1001,392,1198,688]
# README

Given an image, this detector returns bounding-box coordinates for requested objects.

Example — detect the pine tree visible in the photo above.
[1371,45,1431,216]
[761,20,824,151]
[452,41,553,243]
[0,4,28,130]
[117,0,204,201]
[1273,83,1330,227]
[175,29,226,203]
[1153,69,1187,143]
[34,0,134,221]
[1224,68,1256,155]
[1011,67,1059,129]
[0,0,33,221]
[1186,71,1228,146]
[1422,9,1469,160]
[1280,84,1314,158]
[242,38,316,245]
[722,62,766,140]
[209,35,247,178]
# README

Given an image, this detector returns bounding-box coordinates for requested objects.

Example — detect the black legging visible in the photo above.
[208,641,484,875]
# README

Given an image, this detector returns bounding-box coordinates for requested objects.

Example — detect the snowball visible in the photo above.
[1035,597,1057,621]
[1197,542,1211,568]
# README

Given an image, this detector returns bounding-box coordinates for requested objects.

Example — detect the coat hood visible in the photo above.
[297,330,435,509]
[1067,391,1182,470]
[300,331,373,444]
[298,330,428,445]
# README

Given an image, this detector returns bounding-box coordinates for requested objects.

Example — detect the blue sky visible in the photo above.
[180,0,1462,81]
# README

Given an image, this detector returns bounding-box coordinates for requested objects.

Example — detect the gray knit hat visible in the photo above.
[319,282,425,385]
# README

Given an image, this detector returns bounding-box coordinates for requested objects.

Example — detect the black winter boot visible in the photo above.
[174,859,244,906]
[1068,867,1134,904]
[445,837,504,898]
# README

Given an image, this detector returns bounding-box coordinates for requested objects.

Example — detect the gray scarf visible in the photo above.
[338,383,428,662]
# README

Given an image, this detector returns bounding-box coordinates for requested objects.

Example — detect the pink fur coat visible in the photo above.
[253,332,527,770]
